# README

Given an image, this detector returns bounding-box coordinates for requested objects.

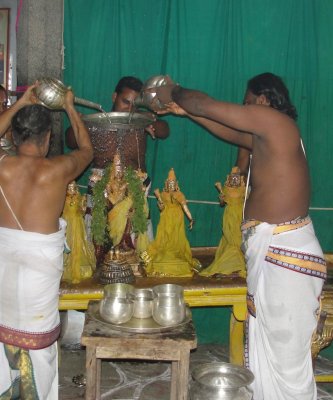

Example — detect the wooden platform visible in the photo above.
[82,301,197,400]
[59,248,333,371]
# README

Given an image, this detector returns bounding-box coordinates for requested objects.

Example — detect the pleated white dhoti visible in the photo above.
[0,219,66,399]
[242,216,326,400]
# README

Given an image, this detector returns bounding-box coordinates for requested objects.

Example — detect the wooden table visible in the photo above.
[60,274,247,365]
[81,301,197,400]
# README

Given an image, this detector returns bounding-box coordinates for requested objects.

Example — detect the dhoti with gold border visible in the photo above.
[242,216,326,400]
[0,220,66,399]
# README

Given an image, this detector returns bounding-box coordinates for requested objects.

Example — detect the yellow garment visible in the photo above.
[108,196,133,246]
[145,190,198,277]
[62,192,96,284]
[2,344,38,398]
[200,184,246,277]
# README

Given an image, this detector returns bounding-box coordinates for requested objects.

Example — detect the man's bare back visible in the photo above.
[0,86,93,234]
[0,156,75,233]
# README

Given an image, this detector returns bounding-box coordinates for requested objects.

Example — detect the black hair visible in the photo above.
[114,76,143,94]
[247,73,297,120]
[12,104,52,146]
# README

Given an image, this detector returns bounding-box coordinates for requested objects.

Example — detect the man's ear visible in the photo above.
[111,92,117,103]
[258,94,270,106]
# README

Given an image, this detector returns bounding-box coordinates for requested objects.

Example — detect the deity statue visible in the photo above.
[106,153,149,258]
[200,166,246,277]
[62,181,96,283]
[142,168,200,277]
[106,153,134,254]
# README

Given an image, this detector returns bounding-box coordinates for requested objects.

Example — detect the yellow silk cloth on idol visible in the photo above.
[200,185,246,277]
[145,191,198,277]
[108,196,133,247]
[62,192,96,284]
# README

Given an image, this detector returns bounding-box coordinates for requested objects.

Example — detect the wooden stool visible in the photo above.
[81,301,197,400]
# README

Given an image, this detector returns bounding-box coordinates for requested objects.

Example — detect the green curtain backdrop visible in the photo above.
[64,0,333,253]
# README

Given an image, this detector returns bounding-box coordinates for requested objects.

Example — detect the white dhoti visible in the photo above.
[0,219,66,400]
[242,216,326,400]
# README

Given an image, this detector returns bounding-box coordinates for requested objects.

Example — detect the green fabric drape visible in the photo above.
[64,0,333,251]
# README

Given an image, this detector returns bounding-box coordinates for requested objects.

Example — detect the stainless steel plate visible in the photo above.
[88,301,192,333]
[82,111,155,129]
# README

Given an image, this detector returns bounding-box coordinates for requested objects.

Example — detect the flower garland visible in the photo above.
[91,164,147,246]
[125,167,147,234]
[91,165,111,245]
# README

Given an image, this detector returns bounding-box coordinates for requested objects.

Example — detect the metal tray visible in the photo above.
[88,301,192,333]
[82,111,155,129]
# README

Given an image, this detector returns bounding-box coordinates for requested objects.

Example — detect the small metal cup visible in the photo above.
[130,288,154,319]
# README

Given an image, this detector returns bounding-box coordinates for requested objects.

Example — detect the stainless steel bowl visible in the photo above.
[130,288,154,319]
[190,362,254,400]
[152,284,186,326]
[82,111,155,129]
[99,283,135,324]
[99,296,134,324]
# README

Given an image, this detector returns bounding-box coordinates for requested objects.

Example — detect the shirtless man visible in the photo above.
[66,76,169,170]
[235,146,251,175]
[66,76,169,244]
[154,72,326,400]
[0,85,93,399]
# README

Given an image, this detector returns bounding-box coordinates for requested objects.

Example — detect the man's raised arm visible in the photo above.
[0,84,37,136]
[63,90,93,181]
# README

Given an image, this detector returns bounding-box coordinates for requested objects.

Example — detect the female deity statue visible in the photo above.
[106,153,149,256]
[106,153,134,253]
[143,168,200,277]
[200,166,246,277]
[62,181,96,283]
